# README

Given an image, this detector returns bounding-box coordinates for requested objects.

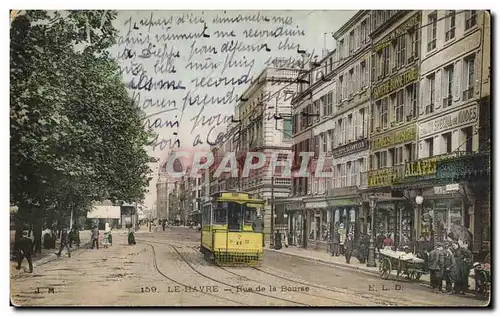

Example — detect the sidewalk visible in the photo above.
[266,246,476,290]
[10,230,92,274]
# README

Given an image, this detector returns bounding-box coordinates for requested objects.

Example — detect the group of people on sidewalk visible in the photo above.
[426,240,474,295]
[13,222,119,273]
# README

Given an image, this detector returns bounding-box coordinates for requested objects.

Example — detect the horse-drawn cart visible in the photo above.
[378,248,428,281]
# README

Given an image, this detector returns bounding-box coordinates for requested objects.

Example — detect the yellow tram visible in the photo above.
[200,191,266,266]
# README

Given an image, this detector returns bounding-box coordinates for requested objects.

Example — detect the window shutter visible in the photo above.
[435,69,442,109]
[419,79,427,115]
[474,55,480,96]
[453,60,462,101]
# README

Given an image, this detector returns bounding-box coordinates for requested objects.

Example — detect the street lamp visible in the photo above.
[367,193,378,267]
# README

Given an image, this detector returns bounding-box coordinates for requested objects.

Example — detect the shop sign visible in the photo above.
[446,183,460,192]
[367,166,403,187]
[436,154,490,181]
[332,139,368,158]
[433,186,447,195]
[372,67,419,100]
[371,125,416,150]
[419,105,478,137]
[404,154,451,178]
[285,202,303,211]
[374,13,420,52]
[327,199,355,207]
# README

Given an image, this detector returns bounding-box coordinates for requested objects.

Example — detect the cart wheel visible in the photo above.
[379,258,391,280]
[414,272,422,280]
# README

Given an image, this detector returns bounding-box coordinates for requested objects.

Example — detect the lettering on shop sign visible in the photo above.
[374,13,420,52]
[404,155,452,178]
[368,167,400,187]
[371,125,416,150]
[419,105,478,138]
[372,67,419,100]
[332,139,368,158]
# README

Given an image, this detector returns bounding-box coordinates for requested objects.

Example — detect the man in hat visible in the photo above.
[443,242,457,294]
[428,243,444,292]
[14,231,33,273]
[91,225,99,249]
[344,233,354,264]
[331,228,340,257]
[56,228,71,258]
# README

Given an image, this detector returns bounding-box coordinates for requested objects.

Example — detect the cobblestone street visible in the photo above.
[10,227,487,307]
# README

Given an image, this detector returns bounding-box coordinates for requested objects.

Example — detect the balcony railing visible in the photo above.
[443,95,452,108]
[463,87,474,100]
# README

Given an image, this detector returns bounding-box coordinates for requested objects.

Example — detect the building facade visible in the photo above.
[362,10,423,249]
[232,67,297,244]
[399,10,491,258]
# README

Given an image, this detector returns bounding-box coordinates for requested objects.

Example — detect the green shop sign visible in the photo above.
[436,154,490,181]
[327,199,355,207]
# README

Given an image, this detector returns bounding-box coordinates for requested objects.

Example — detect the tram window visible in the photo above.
[212,207,227,225]
[243,205,257,225]
[228,202,243,232]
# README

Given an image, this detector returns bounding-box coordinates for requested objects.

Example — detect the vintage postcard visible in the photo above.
[9,8,491,307]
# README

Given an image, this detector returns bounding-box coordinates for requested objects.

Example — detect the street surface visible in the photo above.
[10,227,487,307]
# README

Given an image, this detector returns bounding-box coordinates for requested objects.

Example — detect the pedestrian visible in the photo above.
[162,219,166,231]
[344,234,354,264]
[91,226,99,249]
[383,235,393,249]
[284,229,289,248]
[453,242,472,295]
[443,243,457,294]
[103,231,110,248]
[428,243,444,293]
[331,229,340,257]
[338,224,345,255]
[69,227,80,248]
[128,226,136,245]
[15,231,33,273]
[56,228,71,258]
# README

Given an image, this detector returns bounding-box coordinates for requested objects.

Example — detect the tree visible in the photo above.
[10,10,155,246]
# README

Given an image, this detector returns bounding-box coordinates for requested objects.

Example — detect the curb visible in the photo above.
[265,248,384,279]
[266,248,477,289]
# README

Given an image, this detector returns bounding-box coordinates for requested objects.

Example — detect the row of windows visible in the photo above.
[373,30,419,83]
[371,83,418,132]
[426,10,477,53]
[337,17,369,60]
[337,59,369,103]
[423,55,476,115]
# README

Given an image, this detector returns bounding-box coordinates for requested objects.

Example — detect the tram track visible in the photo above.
[137,238,432,306]
[168,244,310,306]
[253,266,434,307]
[143,242,247,306]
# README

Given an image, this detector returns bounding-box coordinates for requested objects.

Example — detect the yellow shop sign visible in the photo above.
[368,168,398,187]
[374,13,420,53]
[371,125,416,150]
[404,155,451,178]
[372,67,419,100]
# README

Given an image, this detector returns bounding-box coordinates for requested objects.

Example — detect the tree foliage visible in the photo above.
[10,10,154,226]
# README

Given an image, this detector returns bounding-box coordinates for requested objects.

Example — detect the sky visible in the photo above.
[109,10,356,209]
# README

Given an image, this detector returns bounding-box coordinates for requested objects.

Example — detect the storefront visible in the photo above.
[326,197,360,241]
[435,150,491,259]
[281,197,305,247]
[303,198,329,251]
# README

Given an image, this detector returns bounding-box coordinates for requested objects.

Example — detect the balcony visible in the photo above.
[274,178,292,185]
[263,68,301,83]
[327,185,358,197]
[463,87,474,100]
[443,95,452,108]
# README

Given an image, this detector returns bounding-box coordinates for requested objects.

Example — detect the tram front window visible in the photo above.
[227,202,242,232]
[243,205,258,226]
